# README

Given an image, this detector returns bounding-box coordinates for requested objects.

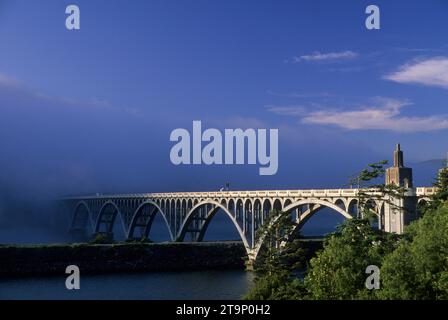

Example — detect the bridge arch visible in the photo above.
[94,201,127,237]
[284,198,352,228]
[253,199,263,231]
[417,197,431,216]
[252,198,353,260]
[177,200,251,253]
[347,198,359,217]
[228,199,235,216]
[418,197,431,205]
[262,198,272,222]
[273,198,283,211]
[334,198,346,211]
[283,198,293,208]
[127,200,174,241]
[253,198,262,210]
[71,201,94,231]
[235,199,244,220]
[244,199,252,212]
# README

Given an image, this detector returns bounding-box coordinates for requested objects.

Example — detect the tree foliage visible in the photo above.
[421,168,448,214]
[304,219,398,300]
[349,160,405,221]
[379,203,448,299]
[253,209,306,275]
[244,209,308,300]
[245,160,448,300]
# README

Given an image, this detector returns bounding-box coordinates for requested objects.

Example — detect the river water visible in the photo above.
[0,270,254,300]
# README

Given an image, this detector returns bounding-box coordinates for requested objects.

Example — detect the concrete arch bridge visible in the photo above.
[61,187,435,261]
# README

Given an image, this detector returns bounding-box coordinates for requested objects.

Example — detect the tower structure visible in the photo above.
[385,144,413,188]
[383,144,417,234]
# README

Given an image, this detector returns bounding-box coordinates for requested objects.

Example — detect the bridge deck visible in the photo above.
[62,187,436,200]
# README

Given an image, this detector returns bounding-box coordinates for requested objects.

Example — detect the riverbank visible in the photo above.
[0,242,247,277]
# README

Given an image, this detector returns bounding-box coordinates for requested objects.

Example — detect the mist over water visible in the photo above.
[0,189,69,244]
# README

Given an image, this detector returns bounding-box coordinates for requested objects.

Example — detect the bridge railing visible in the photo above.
[416,187,436,196]
[61,186,434,201]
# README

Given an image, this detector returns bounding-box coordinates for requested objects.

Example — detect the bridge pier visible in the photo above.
[245,250,257,271]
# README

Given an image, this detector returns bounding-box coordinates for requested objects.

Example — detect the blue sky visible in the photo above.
[0,0,448,197]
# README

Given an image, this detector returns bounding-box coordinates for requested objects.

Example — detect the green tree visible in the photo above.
[301,160,401,299]
[421,168,448,214]
[378,165,448,299]
[303,219,397,300]
[245,160,448,300]
[244,210,308,300]
[349,160,405,222]
[379,203,448,299]
[253,209,306,275]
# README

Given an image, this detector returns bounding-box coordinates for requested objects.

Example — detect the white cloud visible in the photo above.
[293,51,358,63]
[207,116,267,129]
[385,57,448,89]
[0,73,19,87]
[265,105,307,116]
[266,90,334,98]
[267,97,448,133]
[0,72,138,115]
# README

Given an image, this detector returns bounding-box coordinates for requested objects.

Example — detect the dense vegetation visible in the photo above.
[245,164,448,300]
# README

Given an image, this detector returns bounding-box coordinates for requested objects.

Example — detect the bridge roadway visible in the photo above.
[61,187,436,261]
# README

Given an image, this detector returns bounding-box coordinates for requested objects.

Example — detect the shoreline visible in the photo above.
[0,242,247,278]
[0,239,324,278]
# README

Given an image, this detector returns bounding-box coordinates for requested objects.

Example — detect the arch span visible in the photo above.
[72,201,94,231]
[252,199,353,260]
[128,201,174,241]
[177,200,251,253]
[283,199,352,221]
[192,206,221,242]
[418,197,431,205]
[94,201,127,236]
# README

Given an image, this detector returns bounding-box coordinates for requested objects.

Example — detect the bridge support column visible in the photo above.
[383,189,418,234]
[245,249,256,271]
[242,208,246,234]
[251,211,255,248]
